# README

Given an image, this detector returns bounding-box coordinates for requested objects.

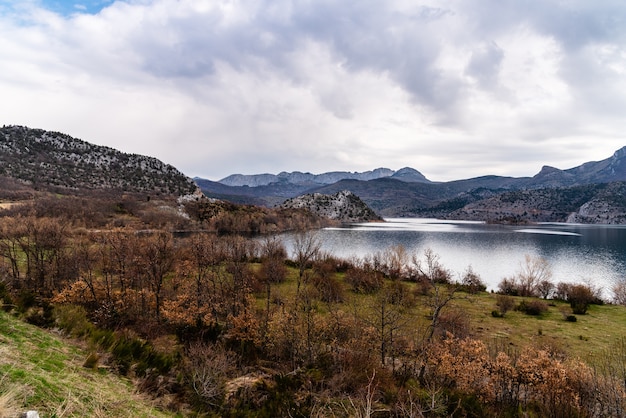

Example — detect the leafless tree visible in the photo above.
[517,255,552,297]
[414,249,457,342]
[291,231,321,295]
[136,232,175,320]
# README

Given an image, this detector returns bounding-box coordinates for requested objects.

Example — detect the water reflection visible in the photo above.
[281,218,626,298]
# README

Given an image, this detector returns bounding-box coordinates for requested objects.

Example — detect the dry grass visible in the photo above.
[0,311,172,418]
[0,383,21,418]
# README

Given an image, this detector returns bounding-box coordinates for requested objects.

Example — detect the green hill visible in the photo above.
[0,311,171,418]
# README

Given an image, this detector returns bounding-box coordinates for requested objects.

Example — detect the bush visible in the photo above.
[495,294,515,316]
[55,304,94,338]
[111,332,174,376]
[0,282,13,312]
[497,277,519,296]
[516,300,549,316]
[568,284,599,315]
[310,274,345,303]
[459,266,486,294]
[345,267,384,294]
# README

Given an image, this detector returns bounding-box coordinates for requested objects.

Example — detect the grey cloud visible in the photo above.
[465,42,504,88]
[3,0,626,182]
[118,1,466,115]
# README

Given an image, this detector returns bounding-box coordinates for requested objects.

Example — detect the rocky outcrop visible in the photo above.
[281,190,382,223]
[565,183,626,224]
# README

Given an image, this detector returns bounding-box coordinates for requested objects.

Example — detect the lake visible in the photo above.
[281,218,626,299]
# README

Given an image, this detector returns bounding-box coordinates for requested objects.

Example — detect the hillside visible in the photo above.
[197,146,626,223]
[446,182,626,224]
[0,310,169,417]
[0,125,197,197]
[280,190,382,222]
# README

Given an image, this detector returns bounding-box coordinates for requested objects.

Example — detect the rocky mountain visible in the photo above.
[198,146,626,223]
[281,190,382,223]
[0,125,198,197]
[218,167,430,187]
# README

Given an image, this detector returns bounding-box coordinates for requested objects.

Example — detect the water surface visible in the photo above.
[282,218,626,298]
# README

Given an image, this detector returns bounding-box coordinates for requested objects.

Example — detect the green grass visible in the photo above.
[0,311,172,417]
[454,292,626,360]
[256,263,626,363]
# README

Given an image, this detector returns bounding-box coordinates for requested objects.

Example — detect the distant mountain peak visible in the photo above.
[613,146,626,159]
[218,167,429,187]
[391,167,430,182]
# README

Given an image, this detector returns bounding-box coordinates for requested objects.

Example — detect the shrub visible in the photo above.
[516,300,549,316]
[495,294,515,316]
[55,304,94,338]
[310,274,345,303]
[459,266,486,294]
[0,282,13,312]
[497,277,519,296]
[345,266,384,294]
[568,284,599,315]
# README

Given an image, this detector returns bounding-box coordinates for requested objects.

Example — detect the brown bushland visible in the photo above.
[1,195,625,416]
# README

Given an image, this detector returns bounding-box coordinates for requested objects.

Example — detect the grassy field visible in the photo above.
[0,310,173,418]
[453,292,626,360]
[262,265,626,363]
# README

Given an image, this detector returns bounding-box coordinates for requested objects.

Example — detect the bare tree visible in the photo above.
[517,255,552,297]
[137,232,175,321]
[292,231,322,295]
[537,279,555,299]
[0,216,26,285]
[365,283,407,367]
[19,217,69,296]
[414,249,457,342]
[259,236,287,344]
[612,279,626,306]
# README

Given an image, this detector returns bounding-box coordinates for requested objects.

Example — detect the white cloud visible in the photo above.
[1,0,625,181]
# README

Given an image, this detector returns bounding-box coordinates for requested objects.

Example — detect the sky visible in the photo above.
[1,0,626,182]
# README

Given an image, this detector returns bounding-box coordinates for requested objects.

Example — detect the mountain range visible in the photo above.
[196,147,626,223]
[2,125,625,224]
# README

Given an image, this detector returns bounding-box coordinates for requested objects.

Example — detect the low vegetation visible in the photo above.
[0,309,171,417]
[1,193,626,417]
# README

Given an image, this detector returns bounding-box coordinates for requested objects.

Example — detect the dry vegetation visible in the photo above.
[1,193,626,417]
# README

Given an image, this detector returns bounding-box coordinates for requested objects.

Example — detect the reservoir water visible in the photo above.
[282,218,626,299]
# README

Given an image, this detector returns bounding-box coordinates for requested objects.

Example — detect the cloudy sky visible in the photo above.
[1,0,626,181]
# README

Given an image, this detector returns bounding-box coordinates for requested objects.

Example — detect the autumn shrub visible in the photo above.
[310,274,345,303]
[436,307,471,339]
[516,299,549,316]
[495,294,515,316]
[344,266,384,294]
[425,337,611,417]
